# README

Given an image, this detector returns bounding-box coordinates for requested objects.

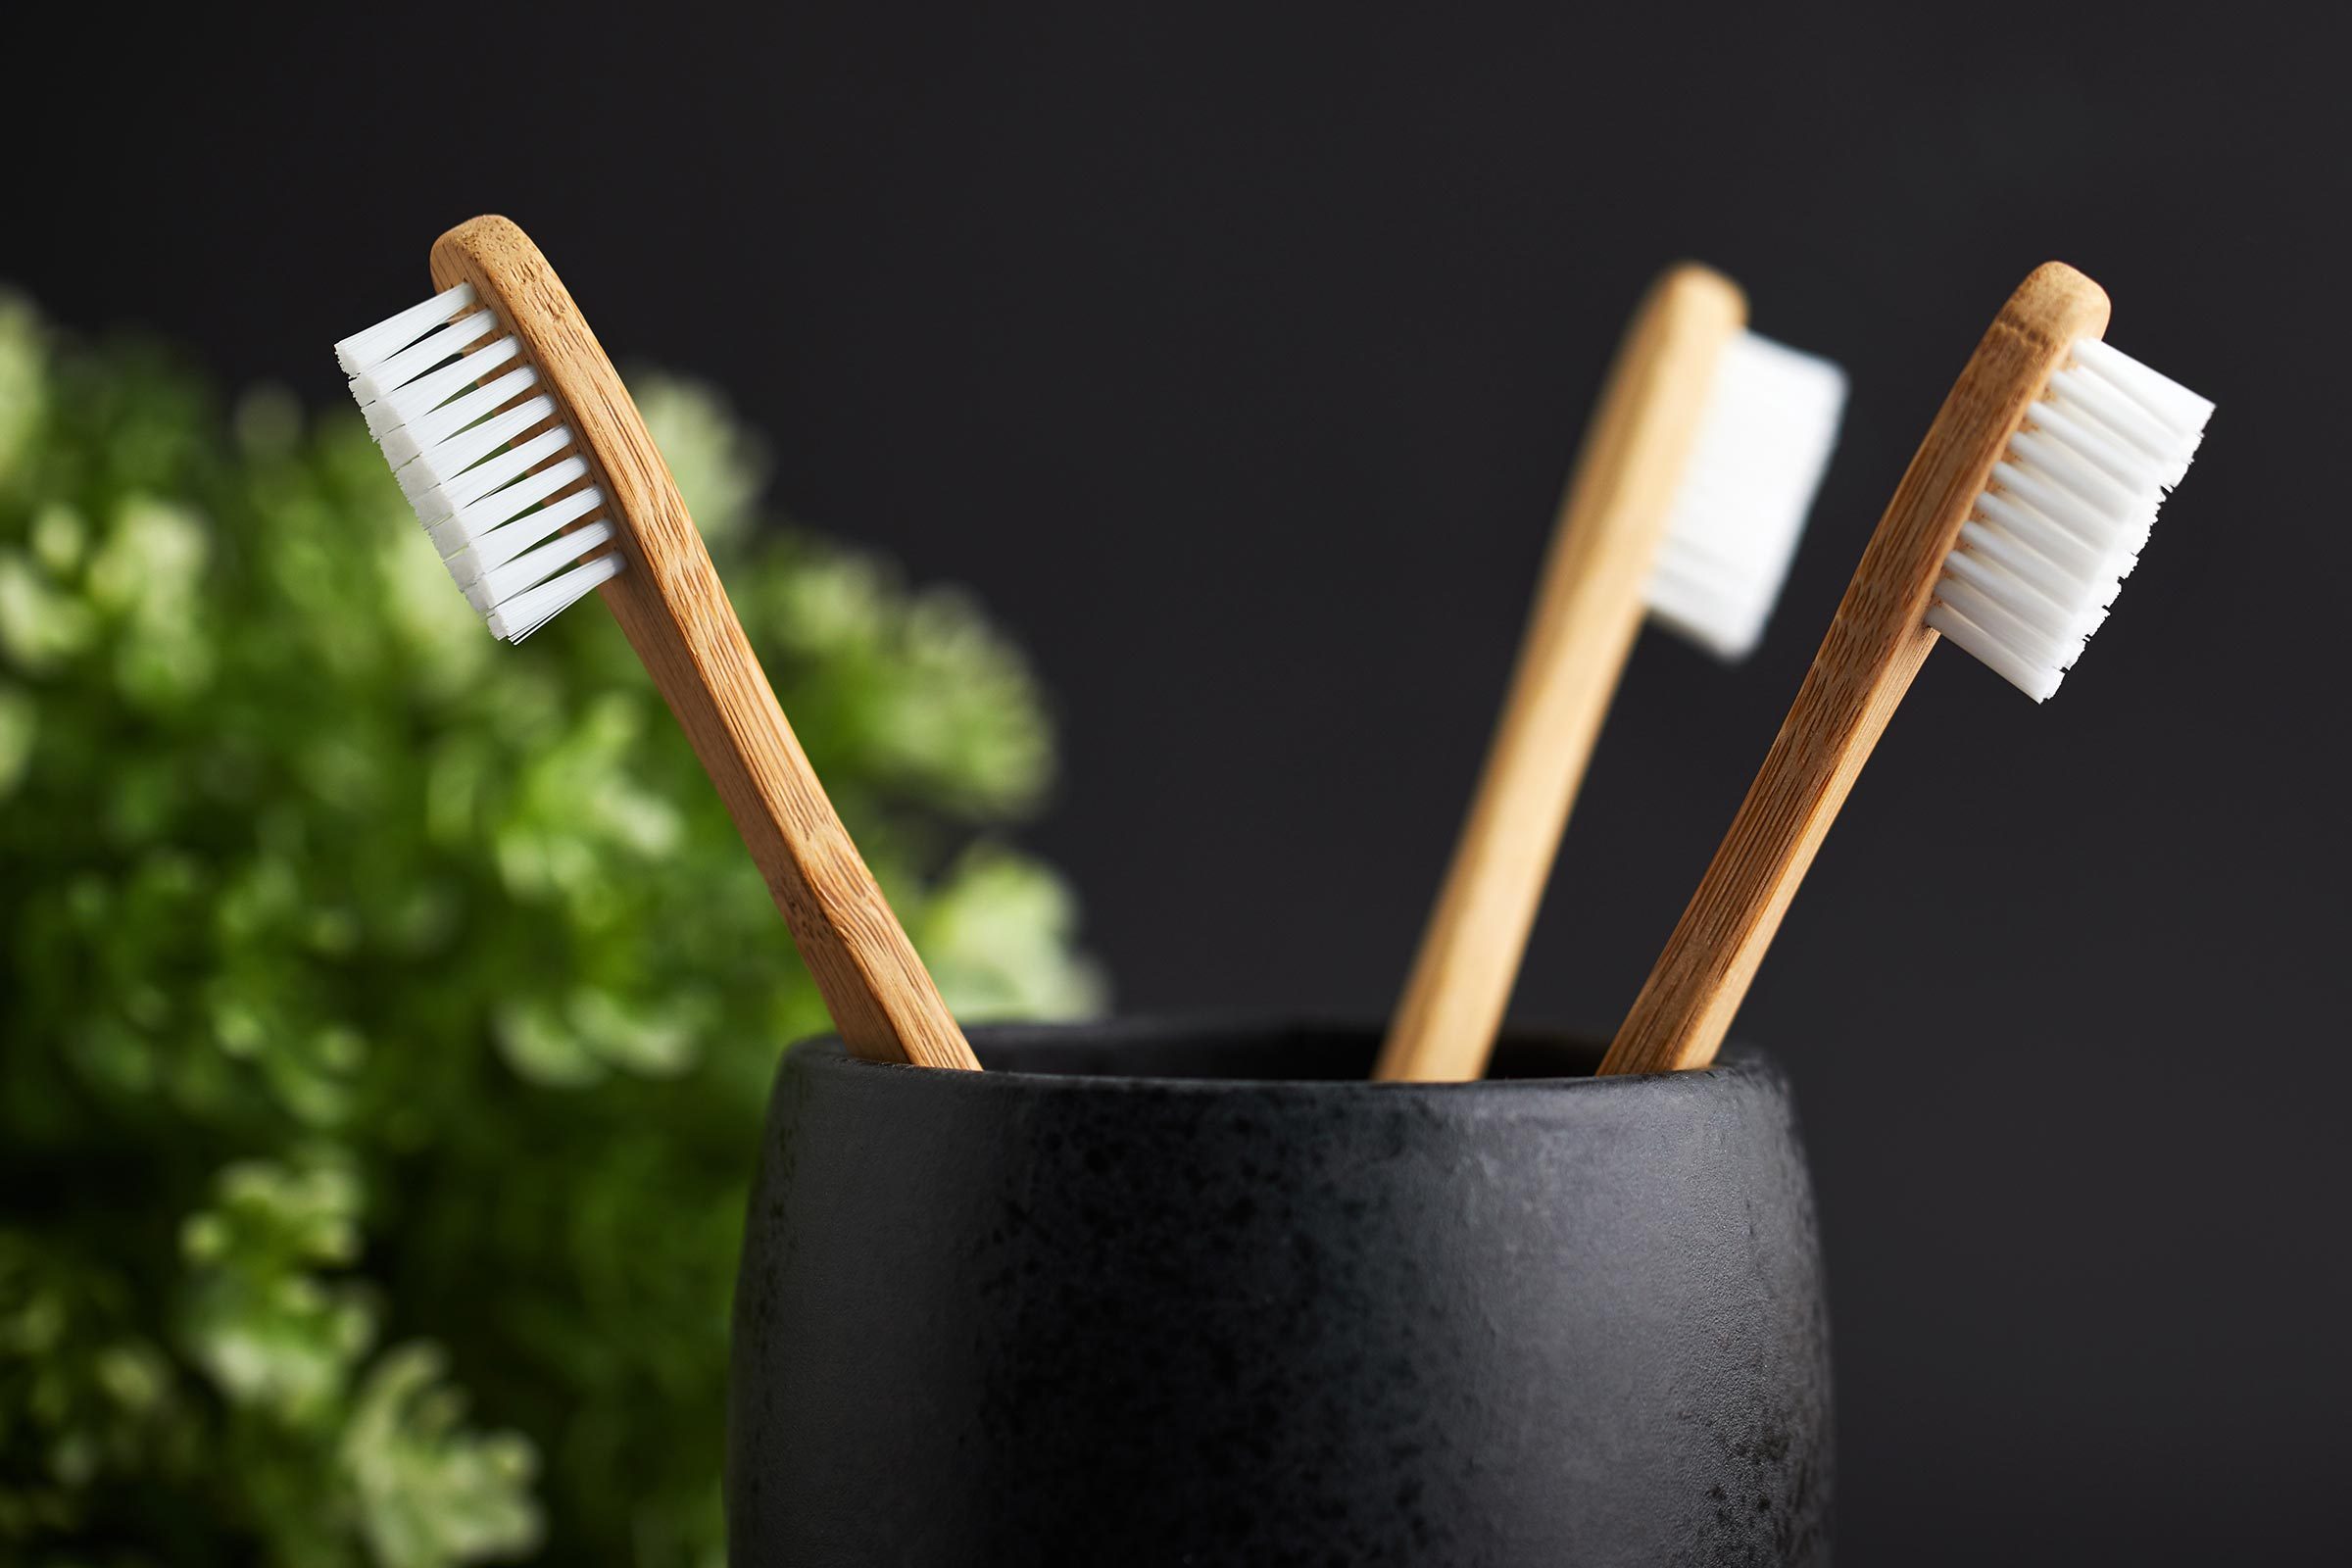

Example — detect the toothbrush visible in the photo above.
[336,216,981,1071]
[1373,265,1845,1082]
[1600,262,2212,1077]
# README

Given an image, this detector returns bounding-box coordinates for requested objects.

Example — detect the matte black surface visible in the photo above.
[729,1019,1831,1566]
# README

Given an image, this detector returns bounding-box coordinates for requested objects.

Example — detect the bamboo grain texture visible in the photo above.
[431,217,980,1071]
[1373,266,1746,1082]
[1598,263,2111,1077]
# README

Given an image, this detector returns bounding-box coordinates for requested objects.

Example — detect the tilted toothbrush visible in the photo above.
[1373,264,1845,1082]
[1601,262,2212,1077]
[336,216,980,1071]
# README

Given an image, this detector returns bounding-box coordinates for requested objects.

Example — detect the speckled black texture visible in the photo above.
[727,1017,1832,1565]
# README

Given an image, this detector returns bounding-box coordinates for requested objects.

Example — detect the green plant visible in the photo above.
[0,294,1102,1565]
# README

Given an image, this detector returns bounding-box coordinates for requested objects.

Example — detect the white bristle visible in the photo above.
[466,519,618,612]
[395,394,560,501]
[488,556,624,642]
[449,486,608,585]
[431,426,577,523]
[334,285,476,377]
[369,335,522,442]
[1923,337,2212,702]
[1645,329,1848,661]
[381,365,540,470]
[336,284,622,642]
[350,310,497,407]
[426,455,596,561]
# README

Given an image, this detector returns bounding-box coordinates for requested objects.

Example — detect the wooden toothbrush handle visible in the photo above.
[1599,263,2111,1077]
[1601,615,1936,1076]
[1374,267,1744,1082]
[431,217,980,1071]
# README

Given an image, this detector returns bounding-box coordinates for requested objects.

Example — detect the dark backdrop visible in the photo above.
[11,7,2346,1562]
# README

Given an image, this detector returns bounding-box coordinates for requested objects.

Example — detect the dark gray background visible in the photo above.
[11,7,2345,1562]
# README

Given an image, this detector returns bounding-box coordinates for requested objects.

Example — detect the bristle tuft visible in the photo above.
[488,556,624,642]
[334,285,476,377]
[1924,339,2212,701]
[1646,329,1847,661]
[336,285,621,642]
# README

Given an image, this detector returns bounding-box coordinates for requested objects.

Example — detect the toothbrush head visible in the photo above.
[1644,312,1848,662]
[1923,332,2213,701]
[334,281,621,641]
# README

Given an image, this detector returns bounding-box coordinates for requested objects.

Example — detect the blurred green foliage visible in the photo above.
[0,295,1102,1564]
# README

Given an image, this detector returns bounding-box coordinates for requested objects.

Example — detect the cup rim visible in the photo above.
[784,1013,1772,1098]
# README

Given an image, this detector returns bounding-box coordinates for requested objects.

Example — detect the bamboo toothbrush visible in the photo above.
[1373,265,1845,1082]
[1600,262,2212,1077]
[336,216,980,1071]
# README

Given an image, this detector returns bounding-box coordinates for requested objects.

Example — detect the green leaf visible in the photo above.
[342,1345,540,1568]
[178,1156,372,1422]
[0,293,1101,1564]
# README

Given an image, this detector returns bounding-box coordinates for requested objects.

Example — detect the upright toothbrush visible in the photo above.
[1374,265,1846,1082]
[1601,262,2212,1077]
[336,216,980,1071]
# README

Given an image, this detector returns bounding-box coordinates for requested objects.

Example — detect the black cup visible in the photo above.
[728,1017,1832,1565]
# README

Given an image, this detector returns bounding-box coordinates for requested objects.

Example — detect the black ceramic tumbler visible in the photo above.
[728,1018,1832,1565]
